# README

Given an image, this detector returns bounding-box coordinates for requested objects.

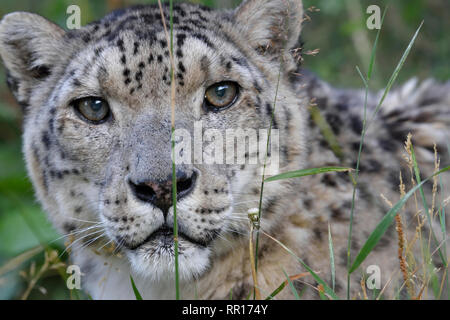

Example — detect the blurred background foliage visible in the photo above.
[0,0,448,299]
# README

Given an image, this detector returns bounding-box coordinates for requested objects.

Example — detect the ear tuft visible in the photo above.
[234,0,303,56]
[0,12,65,105]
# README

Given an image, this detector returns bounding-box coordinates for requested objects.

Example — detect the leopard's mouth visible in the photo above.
[127,226,209,251]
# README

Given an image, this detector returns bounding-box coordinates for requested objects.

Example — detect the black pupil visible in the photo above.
[215,85,227,98]
[91,99,103,112]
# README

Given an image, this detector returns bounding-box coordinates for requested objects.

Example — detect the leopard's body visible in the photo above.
[0,0,449,299]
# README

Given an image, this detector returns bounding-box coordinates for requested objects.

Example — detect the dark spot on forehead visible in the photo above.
[176,49,183,58]
[82,34,91,43]
[117,39,125,51]
[176,33,187,46]
[178,61,186,73]
[133,42,139,55]
[231,56,248,68]
[73,78,81,87]
[94,47,104,56]
[192,33,215,49]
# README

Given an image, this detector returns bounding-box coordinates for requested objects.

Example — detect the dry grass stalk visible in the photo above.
[398,171,416,297]
[317,283,325,298]
[395,208,413,297]
[248,222,261,300]
[431,143,440,219]
[403,134,429,290]
[20,250,65,300]
[380,190,414,297]
[360,276,368,300]
[403,133,419,211]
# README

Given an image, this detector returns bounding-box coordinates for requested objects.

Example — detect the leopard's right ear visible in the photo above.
[0,12,65,107]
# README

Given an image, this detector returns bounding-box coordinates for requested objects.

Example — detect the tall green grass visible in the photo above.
[346,7,387,299]
[157,0,179,300]
[346,9,425,298]
[168,0,180,301]
[255,7,449,300]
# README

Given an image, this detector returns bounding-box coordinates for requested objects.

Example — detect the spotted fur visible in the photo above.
[0,0,448,299]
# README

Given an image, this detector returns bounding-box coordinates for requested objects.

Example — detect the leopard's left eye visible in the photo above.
[72,97,111,124]
[204,81,239,111]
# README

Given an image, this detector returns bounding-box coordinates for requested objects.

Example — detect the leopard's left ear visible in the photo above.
[233,0,303,55]
[0,12,65,108]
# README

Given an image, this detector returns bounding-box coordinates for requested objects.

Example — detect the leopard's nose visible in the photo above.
[129,170,197,216]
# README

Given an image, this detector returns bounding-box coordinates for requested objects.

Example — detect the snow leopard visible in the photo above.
[0,0,448,299]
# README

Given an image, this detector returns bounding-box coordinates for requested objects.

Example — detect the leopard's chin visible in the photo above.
[126,234,212,282]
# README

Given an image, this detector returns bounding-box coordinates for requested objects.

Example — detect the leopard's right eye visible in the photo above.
[204,81,239,112]
[72,97,111,124]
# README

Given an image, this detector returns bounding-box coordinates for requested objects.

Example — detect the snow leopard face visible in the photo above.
[0,0,307,282]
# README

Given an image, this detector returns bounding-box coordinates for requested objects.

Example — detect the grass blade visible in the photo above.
[130,275,143,300]
[328,223,335,291]
[168,0,179,301]
[265,281,287,300]
[347,16,422,299]
[438,176,449,299]
[282,268,300,300]
[367,21,423,129]
[265,272,309,300]
[409,143,447,266]
[355,66,368,87]
[367,6,387,80]
[157,0,179,300]
[254,65,283,276]
[265,167,351,182]
[261,230,338,300]
[349,166,450,274]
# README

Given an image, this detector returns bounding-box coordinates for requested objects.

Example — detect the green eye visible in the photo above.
[204,81,239,111]
[73,97,110,123]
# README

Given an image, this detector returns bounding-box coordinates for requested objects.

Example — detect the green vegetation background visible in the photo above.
[0,0,448,299]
